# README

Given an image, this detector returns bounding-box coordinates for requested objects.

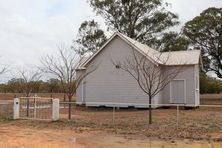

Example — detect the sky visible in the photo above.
[0,0,221,81]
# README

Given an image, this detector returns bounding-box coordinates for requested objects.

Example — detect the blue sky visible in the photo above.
[0,0,221,81]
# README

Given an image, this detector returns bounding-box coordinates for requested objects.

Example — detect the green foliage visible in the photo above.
[73,20,107,55]
[6,78,24,93]
[160,32,190,52]
[89,0,179,48]
[0,78,63,93]
[183,7,222,78]
[200,73,222,94]
[47,78,62,93]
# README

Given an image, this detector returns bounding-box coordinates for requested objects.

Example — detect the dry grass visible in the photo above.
[57,106,222,141]
[0,103,13,119]
[0,93,221,141]
[2,106,221,141]
[200,94,222,105]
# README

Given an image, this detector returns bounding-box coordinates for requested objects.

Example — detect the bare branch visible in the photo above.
[0,67,7,75]
[112,46,184,101]
[17,69,42,97]
[41,45,96,98]
[41,44,96,119]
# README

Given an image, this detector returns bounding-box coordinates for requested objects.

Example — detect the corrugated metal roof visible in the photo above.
[161,50,201,65]
[118,32,200,65]
[80,32,201,68]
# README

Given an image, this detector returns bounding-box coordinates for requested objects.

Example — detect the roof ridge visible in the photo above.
[80,32,201,68]
[116,32,160,64]
[163,50,200,53]
[117,32,158,51]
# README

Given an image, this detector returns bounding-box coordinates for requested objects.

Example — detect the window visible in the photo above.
[115,64,121,69]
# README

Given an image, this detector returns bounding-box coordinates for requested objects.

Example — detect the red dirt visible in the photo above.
[0,123,221,148]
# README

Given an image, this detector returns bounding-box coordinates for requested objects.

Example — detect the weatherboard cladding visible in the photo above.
[76,32,200,107]
[80,36,158,104]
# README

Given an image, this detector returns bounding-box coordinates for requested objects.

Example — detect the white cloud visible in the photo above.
[0,0,221,82]
[0,0,94,66]
[168,0,222,24]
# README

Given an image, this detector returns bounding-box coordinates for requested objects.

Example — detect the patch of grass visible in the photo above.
[1,105,222,141]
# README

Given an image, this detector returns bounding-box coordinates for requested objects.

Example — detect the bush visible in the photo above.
[200,73,222,94]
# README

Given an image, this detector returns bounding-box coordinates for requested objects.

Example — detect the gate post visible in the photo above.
[52,99,60,121]
[13,98,20,119]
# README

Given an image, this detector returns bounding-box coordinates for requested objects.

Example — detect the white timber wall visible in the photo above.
[76,36,199,107]
[76,36,161,107]
[162,65,197,105]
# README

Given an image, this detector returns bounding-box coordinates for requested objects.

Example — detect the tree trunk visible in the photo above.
[68,95,72,120]
[149,96,152,124]
[63,93,66,108]
[26,93,29,117]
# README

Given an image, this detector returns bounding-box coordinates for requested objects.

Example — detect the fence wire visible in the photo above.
[59,103,222,137]
[0,101,13,120]
[19,97,53,120]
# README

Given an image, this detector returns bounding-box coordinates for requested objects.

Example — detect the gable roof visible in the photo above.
[80,32,201,68]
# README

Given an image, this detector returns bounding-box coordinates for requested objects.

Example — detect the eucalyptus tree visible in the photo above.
[73,20,107,55]
[183,7,222,78]
[89,0,179,48]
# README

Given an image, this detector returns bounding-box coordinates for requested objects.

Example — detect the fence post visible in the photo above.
[63,94,66,108]
[112,106,115,125]
[34,97,36,119]
[13,98,20,119]
[176,105,179,130]
[52,98,60,121]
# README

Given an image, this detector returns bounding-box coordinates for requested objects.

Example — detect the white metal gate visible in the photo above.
[14,97,59,121]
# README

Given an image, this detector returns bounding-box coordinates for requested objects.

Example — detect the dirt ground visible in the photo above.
[0,124,80,148]
[4,106,220,142]
[58,106,222,141]
[0,93,222,147]
[0,122,221,148]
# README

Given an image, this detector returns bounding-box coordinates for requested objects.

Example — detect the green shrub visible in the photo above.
[200,73,222,94]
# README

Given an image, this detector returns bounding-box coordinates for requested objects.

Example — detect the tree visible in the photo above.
[72,20,107,55]
[0,84,8,93]
[18,70,42,97]
[16,70,42,117]
[31,80,45,94]
[41,45,96,119]
[160,32,190,52]
[47,78,61,93]
[200,73,222,94]
[113,50,182,124]
[183,7,222,78]
[89,0,179,48]
[7,78,24,93]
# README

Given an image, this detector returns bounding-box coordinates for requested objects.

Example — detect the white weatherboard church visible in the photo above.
[76,32,201,108]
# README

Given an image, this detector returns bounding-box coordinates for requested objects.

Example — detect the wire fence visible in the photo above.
[0,98,220,140]
[0,100,13,120]
[58,102,222,139]
[18,97,53,120]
